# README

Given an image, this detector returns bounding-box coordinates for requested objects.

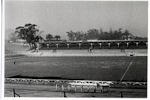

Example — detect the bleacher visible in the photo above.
[39,40,147,50]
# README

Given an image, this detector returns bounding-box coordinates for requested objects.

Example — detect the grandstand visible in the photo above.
[40,40,147,50]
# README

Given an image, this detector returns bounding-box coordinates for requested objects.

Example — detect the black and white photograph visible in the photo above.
[4,0,148,98]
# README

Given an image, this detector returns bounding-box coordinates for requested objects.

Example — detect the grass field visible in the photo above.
[5,42,147,97]
[5,56,147,82]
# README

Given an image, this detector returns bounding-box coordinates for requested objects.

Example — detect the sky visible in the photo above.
[5,0,148,40]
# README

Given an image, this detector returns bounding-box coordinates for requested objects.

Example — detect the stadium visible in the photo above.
[5,39,147,97]
[4,1,148,98]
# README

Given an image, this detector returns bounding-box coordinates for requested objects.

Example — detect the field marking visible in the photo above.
[120,59,133,81]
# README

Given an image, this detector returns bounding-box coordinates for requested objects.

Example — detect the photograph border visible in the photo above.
[1,0,149,100]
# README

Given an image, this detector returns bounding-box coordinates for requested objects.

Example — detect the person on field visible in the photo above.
[88,46,93,53]
[34,35,40,52]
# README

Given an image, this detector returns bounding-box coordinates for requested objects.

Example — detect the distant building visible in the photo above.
[122,34,135,40]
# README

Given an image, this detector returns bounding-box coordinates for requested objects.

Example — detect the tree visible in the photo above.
[15,26,26,39]
[76,31,86,41]
[67,31,75,41]
[111,28,122,40]
[98,28,104,40]
[54,35,61,40]
[46,34,53,40]
[86,29,99,40]
[66,28,137,41]
[122,30,134,40]
[67,31,87,41]
[15,23,40,50]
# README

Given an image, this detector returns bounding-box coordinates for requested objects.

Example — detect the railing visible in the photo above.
[5,78,147,89]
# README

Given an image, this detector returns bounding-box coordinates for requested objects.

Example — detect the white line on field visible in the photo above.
[120,59,133,81]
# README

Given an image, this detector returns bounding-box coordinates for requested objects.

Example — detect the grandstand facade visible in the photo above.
[40,40,147,50]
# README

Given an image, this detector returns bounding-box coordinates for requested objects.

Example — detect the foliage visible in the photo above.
[45,34,61,41]
[66,28,136,41]
[46,34,53,40]
[15,23,43,50]
[15,23,40,43]
[67,31,86,41]
[54,35,61,40]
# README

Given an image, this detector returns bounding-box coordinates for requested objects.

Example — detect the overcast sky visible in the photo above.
[5,1,148,39]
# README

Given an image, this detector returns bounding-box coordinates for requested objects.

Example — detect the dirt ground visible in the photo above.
[5,84,147,98]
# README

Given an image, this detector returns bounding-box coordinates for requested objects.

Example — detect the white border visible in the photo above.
[147,0,149,99]
[1,0,149,100]
[4,0,149,1]
[1,0,5,99]
[0,0,1,98]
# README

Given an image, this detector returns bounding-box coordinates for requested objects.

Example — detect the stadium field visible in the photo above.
[5,56,147,82]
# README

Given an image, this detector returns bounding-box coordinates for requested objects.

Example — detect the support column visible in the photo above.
[108,43,111,48]
[81,86,83,92]
[90,43,93,48]
[56,44,59,48]
[67,43,70,48]
[56,84,58,91]
[136,42,139,47]
[94,86,96,93]
[117,43,120,48]
[126,42,129,48]
[79,43,81,49]
[99,43,102,48]
[62,85,64,91]
[74,86,76,92]
[146,42,147,47]
[47,44,49,48]
[67,85,70,91]
[101,86,103,93]
[87,86,90,92]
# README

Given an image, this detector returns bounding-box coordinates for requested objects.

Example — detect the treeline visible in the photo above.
[11,23,62,42]
[45,34,61,41]
[11,23,147,43]
[66,28,147,41]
